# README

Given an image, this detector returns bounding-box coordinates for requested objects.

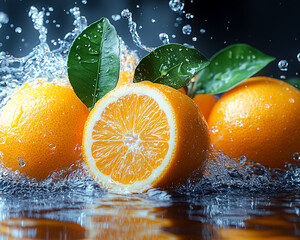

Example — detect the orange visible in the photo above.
[82,81,210,193]
[193,94,217,120]
[0,79,90,179]
[208,76,300,169]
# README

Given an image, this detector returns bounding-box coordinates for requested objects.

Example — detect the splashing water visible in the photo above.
[0,6,299,198]
[121,9,154,52]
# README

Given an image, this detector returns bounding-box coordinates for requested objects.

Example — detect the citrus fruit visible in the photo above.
[82,81,210,193]
[193,94,217,120]
[0,79,90,179]
[208,76,300,169]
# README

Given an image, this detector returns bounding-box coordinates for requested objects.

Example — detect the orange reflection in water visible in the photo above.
[0,217,87,239]
[85,194,177,239]
[219,214,300,240]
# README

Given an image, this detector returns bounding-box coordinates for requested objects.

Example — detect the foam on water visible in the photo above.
[0,6,299,199]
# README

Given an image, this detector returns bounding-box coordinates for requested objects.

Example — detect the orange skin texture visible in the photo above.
[193,94,217,120]
[208,77,300,169]
[142,82,210,187]
[0,82,90,179]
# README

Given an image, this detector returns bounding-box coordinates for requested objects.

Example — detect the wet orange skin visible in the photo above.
[0,81,89,179]
[208,77,300,169]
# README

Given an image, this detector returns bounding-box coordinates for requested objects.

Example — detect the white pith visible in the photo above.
[83,84,176,193]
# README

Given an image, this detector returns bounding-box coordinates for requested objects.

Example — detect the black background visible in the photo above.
[0,0,299,79]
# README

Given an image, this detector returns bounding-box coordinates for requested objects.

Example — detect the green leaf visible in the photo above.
[133,43,210,89]
[67,17,120,109]
[194,44,275,95]
[286,78,300,90]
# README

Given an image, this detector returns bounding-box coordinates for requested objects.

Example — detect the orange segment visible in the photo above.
[83,81,210,193]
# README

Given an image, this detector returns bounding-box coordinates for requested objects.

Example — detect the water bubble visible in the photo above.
[159,33,170,44]
[5,36,10,40]
[278,60,288,71]
[169,0,185,13]
[17,157,26,167]
[15,27,22,34]
[176,17,182,22]
[172,34,176,38]
[192,37,197,41]
[182,24,192,35]
[10,24,14,28]
[48,7,54,12]
[136,5,140,8]
[185,13,194,19]
[280,75,286,80]
[200,28,206,34]
[151,19,156,23]
[0,12,9,24]
[111,14,121,21]
[297,53,300,62]
[82,0,87,4]
[293,152,300,162]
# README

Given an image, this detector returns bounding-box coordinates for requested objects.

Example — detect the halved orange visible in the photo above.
[82,81,210,193]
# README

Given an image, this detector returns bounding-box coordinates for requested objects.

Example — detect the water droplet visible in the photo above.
[5,35,10,40]
[136,5,140,8]
[185,13,194,19]
[192,37,197,41]
[151,19,156,23]
[10,23,14,28]
[297,53,300,62]
[111,14,121,21]
[172,34,176,38]
[278,60,288,71]
[289,98,295,103]
[48,7,54,12]
[293,152,300,162]
[200,28,206,34]
[0,12,9,24]
[55,24,60,28]
[17,157,26,167]
[159,33,170,44]
[82,0,87,4]
[14,27,22,34]
[169,0,185,13]
[182,24,192,35]
[280,75,286,80]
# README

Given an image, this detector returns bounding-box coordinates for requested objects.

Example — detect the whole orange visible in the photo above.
[208,77,300,169]
[193,94,217,120]
[0,79,89,179]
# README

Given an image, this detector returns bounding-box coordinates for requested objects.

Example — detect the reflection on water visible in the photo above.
[0,190,299,239]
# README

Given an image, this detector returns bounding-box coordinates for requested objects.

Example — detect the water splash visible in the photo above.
[121,9,153,52]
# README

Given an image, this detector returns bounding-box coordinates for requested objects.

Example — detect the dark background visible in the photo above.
[0,0,299,79]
